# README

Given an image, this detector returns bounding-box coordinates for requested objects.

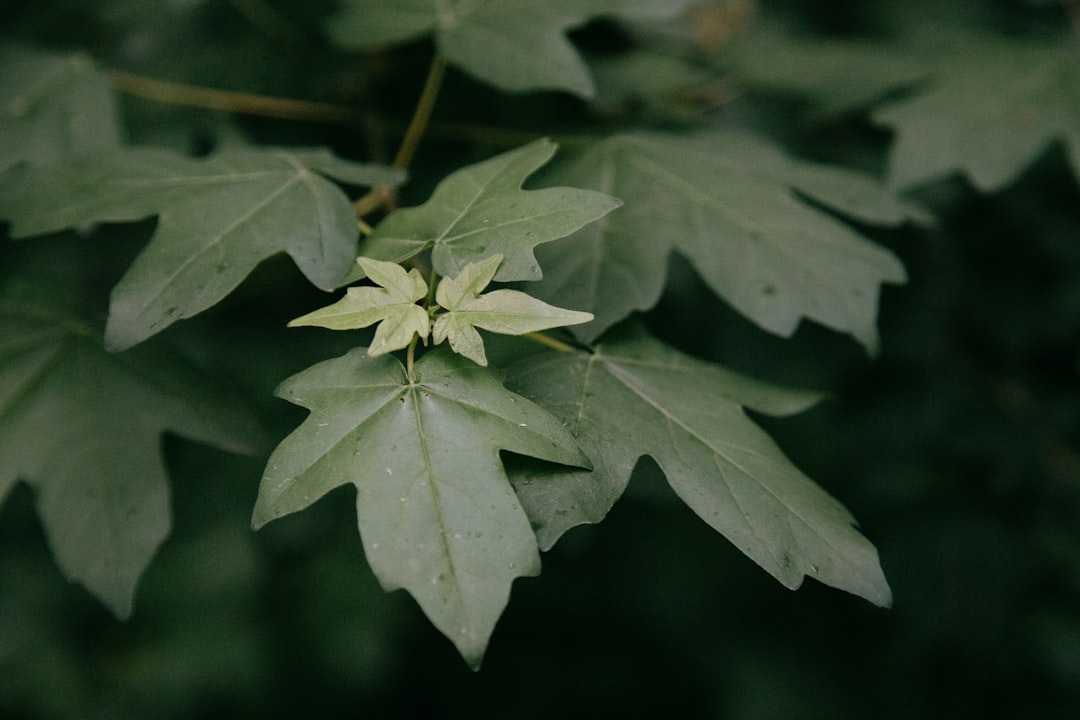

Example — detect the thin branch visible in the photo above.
[393,53,448,170]
[110,70,364,125]
[353,52,448,218]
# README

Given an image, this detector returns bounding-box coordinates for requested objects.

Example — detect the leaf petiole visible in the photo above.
[353,52,449,218]
[523,332,580,354]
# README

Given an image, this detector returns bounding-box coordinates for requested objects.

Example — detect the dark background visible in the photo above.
[2,1,1079,717]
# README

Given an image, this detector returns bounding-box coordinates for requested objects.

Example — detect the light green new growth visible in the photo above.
[289,256,429,356]
[433,255,593,366]
[291,254,592,366]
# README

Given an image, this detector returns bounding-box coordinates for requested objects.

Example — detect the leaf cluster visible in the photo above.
[3,0,1077,674]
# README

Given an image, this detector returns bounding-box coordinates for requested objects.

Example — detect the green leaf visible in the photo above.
[0,44,122,174]
[290,257,430,356]
[726,28,928,119]
[589,49,719,123]
[530,130,908,351]
[326,0,689,98]
[432,254,593,365]
[505,324,891,607]
[873,34,1080,191]
[253,347,590,668]
[0,279,265,618]
[350,138,620,284]
[0,147,402,350]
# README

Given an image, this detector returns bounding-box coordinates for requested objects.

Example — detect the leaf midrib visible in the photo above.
[598,357,837,554]
[128,153,313,321]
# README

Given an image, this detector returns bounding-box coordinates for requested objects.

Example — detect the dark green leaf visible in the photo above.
[531,130,908,351]
[352,139,620,284]
[873,34,1080,191]
[0,44,122,174]
[505,325,891,607]
[327,0,689,98]
[0,280,265,618]
[253,347,589,667]
[727,28,928,119]
[0,147,402,350]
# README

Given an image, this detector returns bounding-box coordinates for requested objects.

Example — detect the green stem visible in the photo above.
[393,53,448,170]
[523,332,579,353]
[354,52,448,218]
[110,71,363,124]
[424,266,440,309]
[406,335,418,383]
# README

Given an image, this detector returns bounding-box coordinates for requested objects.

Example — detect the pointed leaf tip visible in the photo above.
[432,255,594,365]
[254,347,589,664]
[355,139,621,285]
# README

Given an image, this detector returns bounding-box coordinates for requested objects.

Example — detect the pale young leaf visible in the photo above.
[432,254,593,365]
[289,257,430,356]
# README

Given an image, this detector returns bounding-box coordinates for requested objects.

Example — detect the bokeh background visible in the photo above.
[2,0,1079,717]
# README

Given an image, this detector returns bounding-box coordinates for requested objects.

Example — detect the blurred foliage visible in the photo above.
[2,0,1079,718]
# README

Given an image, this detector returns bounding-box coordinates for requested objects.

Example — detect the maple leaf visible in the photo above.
[432,254,593,365]
[505,324,892,607]
[872,33,1080,191]
[727,27,929,119]
[0,44,122,174]
[0,147,402,350]
[290,257,430,356]
[529,129,909,352]
[326,0,690,98]
[252,347,590,668]
[348,138,621,286]
[0,278,265,618]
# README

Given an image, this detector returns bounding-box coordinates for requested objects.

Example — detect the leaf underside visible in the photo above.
[253,347,589,668]
[505,324,892,608]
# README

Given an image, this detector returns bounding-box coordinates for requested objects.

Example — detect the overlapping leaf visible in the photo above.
[290,257,430,356]
[350,138,621,284]
[726,28,928,119]
[432,254,593,365]
[0,44,122,174]
[872,33,1080,191]
[253,348,589,667]
[0,279,264,617]
[0,147,402,350]
[530,129,909,351]
[327,0,690,97]
[505,324,891,606]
